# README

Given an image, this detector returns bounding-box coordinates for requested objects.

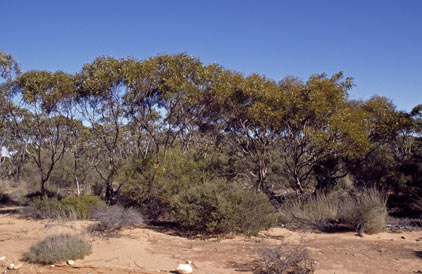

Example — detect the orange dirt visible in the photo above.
[0,207,421,274]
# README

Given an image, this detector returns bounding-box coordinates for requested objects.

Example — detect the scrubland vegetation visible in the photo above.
[22,233,92,264]
[1,47,422,247]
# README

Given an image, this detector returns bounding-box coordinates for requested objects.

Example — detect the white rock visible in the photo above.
[176,261,193,274]
[12,263,23,270]
[67,260,75,265]
[0,256,5,261]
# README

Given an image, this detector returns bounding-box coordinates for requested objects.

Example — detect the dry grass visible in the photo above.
[277,188,388,234]
[255,242,315,274]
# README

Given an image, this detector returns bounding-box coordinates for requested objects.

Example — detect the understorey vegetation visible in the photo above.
[1,49,421,235]
[22,233,92,264]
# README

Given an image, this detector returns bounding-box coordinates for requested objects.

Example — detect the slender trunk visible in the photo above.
[295,176,304,193]
[105,178,113,203]
[73,153,80,196]
[41,177,48,198]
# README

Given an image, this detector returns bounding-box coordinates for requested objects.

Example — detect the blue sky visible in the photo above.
[2,0,421,112]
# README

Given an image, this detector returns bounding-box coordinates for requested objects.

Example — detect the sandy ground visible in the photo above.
[0,207,421,274]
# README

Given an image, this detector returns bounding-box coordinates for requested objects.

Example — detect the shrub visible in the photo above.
[27,195,105,220]
[28,197,74,220]
[61,194,106,219]
[90,205,144,231]
[256,243,315,274]
[119,148,231,221]
[22,233,92,264]
[277,188,388,234]
[171,181,275,235]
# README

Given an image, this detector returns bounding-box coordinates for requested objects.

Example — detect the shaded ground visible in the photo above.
[0,207,421,274]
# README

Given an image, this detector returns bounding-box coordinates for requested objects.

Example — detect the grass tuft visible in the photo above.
[277,188,388,234]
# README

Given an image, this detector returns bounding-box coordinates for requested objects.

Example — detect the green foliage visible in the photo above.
[28,197,73,219]
[61,194,106,219]
[171,181,275,235]
[22,233,91,264]
[120,148,227,220]
[28,195,105,220]
[2,51,420,226]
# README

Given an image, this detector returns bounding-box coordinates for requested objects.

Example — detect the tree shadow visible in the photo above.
[414,251,422,258]
[144,221,225,240]
[0,207,20,215]
[227,260,261,273]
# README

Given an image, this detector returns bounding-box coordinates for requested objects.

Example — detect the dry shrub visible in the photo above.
[22,233,91,264]
[277,188,388,234]
[255,242,315,274]
[90,205,144,231]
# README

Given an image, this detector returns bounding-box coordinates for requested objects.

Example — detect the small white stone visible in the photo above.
[7,263,15,269]
[12,263,23,270]
[0,256,5,261]
[176,261,193,274]
[67,260,75,265]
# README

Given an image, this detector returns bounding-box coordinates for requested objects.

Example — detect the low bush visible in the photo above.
[256,243,315,274]
[22,233,92,264]
[277,188,388,234]
[171,181,275,235]
[61,194,106,219]
[27,195,105,220]
[28,197,74,220]
[90,205,144,231]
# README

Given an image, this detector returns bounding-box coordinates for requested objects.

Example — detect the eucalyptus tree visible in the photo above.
[0,50,21,177]
[123,54,214,164]
[76,57,131,202]
[345,96,414,190]
[276,73,369,193]
[9,71,76,196]
[205,70,283,194]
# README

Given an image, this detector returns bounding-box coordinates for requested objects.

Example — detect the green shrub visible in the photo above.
[28,197,73,220]
[90,205,144,231]
[119,148,231,221]
[61,194,106,219]
[28,195,105,220]
[22,233,92,264]
[277,188,388,234]
[171,181,275,235]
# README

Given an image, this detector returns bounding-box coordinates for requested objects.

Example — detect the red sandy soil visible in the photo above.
[0,207,421,274]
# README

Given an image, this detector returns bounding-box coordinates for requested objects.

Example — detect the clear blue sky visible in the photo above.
[2,0,421,112]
